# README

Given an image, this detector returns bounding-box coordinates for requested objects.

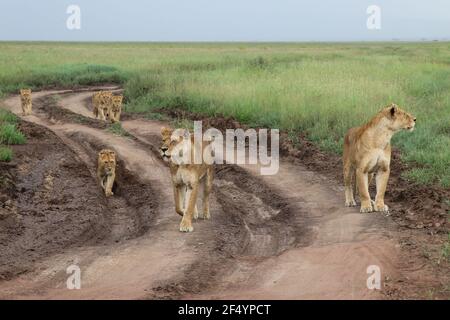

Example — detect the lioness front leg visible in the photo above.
[104,174,115,197]
[180,183,199,232]
[184,187,199,219]
[356,169,372,213]
[98,107,106,120]
[374,168,390,212]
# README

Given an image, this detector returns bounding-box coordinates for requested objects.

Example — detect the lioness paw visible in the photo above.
[179,219,193,232]
[345,200,357,207]
[374,203,389,213]
[360,204,373,213]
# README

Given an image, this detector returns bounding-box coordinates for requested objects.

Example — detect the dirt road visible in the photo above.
[0,88,433,299]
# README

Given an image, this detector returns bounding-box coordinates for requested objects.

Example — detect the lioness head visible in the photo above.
[384,103,416,132]
[99,149,116,175]
[160,127,192,163]
[111,95,123,112]
[20,89,31,99]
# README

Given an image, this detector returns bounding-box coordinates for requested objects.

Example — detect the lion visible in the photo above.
[108,95,123,123]
[160,127,214,232]
[92,91,112,121]
[343,103,416,213]
[20,89,32,115]
[97,149,116,197]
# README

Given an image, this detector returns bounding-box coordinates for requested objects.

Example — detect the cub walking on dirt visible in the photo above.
[160,127,214,232]
[20,89,32,115]
[343,103,416,213]
[97,149,116,197]
[92,91,112,120]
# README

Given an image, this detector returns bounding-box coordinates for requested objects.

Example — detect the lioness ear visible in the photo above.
[390,103,397,117]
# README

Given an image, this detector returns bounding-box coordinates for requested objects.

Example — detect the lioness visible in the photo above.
[343,103,416,213]
[160,127,214,232]
[92,91,112,121]
[108,95,123,123]
[97,149,116,197]
[20,89,32,115]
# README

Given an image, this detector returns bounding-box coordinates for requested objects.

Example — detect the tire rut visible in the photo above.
[0,88,302,299]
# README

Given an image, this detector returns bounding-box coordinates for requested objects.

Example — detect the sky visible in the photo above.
[0,0,449,41]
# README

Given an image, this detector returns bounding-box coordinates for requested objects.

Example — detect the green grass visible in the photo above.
[0,123,26,145]
[0,42,449,186]
[106,122,131,137]
[0,146,12,162]
[0,109,26,161]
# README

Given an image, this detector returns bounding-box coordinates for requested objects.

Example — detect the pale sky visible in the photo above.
[0,0,449,41]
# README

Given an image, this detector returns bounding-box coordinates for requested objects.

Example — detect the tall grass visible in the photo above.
[0,109,26,161]
[0,42,449,186]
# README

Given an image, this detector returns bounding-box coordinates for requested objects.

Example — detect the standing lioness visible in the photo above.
[343,103,416,213]
[160,127,214,233]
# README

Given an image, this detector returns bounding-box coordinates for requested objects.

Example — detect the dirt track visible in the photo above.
[0,88,445,299]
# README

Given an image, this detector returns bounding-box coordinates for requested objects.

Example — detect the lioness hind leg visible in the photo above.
[374,168,390,212]
[344,163,356,207]
[356,169,373,213]
[173,185,184,216]
[201,168,213,219]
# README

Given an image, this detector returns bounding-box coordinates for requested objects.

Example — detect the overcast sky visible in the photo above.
[0,0,449,41]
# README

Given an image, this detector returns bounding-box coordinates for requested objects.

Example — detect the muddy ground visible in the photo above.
[0,87,448,299]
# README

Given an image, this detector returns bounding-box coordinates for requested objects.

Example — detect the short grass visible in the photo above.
[106,122,131,137]
[0,42,449,186]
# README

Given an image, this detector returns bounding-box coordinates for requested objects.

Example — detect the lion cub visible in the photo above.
[108,95,123,123]
[97,149,116,197]
[343,103,416,213]
[92,91,112,121]
[160,127,214,232]
[20,89,32,115]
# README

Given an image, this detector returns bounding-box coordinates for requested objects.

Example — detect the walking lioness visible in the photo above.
[160,127,214,232]
[20,89,32,115]
[343,103,416,213]
[97,149,116,197]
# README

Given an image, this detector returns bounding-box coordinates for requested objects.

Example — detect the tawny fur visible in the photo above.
[92,91,113,121]
[160,127,214,233]
[97,149,116,197]
[109,95,123,123]
[343,103,416,213]
[20,89,32,115]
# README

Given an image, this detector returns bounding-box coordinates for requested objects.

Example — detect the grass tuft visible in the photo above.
[0,146,13,162]
[0,123,26,145]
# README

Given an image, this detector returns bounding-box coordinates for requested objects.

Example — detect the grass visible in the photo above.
[0,123,26,145]
[0,109,26,161]
[106,122,131,137]
[0,146,13,162]
[0,42,449,186]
